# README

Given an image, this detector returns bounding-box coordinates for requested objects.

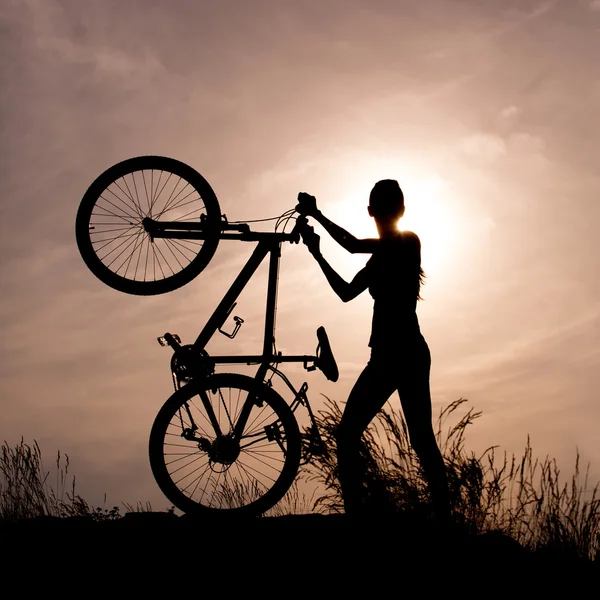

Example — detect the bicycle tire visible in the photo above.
[75,156,221,295]
[149,373,301,517]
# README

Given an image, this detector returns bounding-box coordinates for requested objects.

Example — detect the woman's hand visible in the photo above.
[301,224,321,256]
[296,192,319,217]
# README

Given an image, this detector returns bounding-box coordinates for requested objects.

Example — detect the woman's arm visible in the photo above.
[297,193,377,254]
[302,226,369,302]
[313,211,377,254]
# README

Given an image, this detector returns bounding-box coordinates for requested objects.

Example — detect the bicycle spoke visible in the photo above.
[92,225,140,251]
[236,455,279,485]
[195,467,217,505]
[112,180,141,217]
[245,405,281,435]
[164,441,201,449]
[233,387,242,424]
[153,178,186,219]
[170,453,207,480]
[103,231,144,270]
[104,187,144,221]
[155,183,198,219]
[165,450,204,468]
[89,225,139,235]
[168,238,204,253]
[197,469,216,506]
[177,461,212,493]
[94,230,137,262]
[91,203,137,221]
[149,170,157,213]
[121,174,138,215]
[104,186,142,219]
[243,449,285,470]
[235,457,275,490]
[188,397,218,437]
[150,171,173,214]
[152,176,181,217]
[163,199,205,220]
[150,241,171,279]
[142,171,151,214]
[163,237,192,269]
[126,231,150,279]
[162,187,200,215]
[130,171,143,217]
[95,194,140,223]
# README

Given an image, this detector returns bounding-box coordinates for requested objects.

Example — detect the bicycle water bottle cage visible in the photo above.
[218,302,244,339]
[315,326,339,382]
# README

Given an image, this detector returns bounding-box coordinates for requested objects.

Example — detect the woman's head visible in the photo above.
[368,179,405,221]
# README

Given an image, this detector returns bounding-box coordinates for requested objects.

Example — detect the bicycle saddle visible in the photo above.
[315,326,339,382]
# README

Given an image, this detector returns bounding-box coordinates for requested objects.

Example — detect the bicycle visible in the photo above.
[75,155,338,517]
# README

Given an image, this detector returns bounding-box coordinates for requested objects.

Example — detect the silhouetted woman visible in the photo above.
[297,181,450,522]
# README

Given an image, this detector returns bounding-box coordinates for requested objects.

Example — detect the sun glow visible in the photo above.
[398,175,460,274]
[323,166,461,279]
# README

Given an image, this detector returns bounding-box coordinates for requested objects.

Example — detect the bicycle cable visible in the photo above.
[275,209,297,233]
[228,216,283,224]
[227,208,298,229]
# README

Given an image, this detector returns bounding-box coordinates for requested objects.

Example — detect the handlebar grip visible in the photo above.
[290,214,308,243]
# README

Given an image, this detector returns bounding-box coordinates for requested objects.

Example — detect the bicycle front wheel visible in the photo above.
[149,373,301,517]
[75,156,221,295]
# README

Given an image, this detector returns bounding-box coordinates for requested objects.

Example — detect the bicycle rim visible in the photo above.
[149,374,301,517]
[76,156,220,295]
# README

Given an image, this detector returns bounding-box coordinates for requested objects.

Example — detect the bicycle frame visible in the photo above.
[146,216,326,449]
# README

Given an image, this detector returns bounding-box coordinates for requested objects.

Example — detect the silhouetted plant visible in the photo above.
[301,397,600,561]
[123,500,155,514]
[0,439,151,522]
[0,438,90,520]
[264,481,317,517]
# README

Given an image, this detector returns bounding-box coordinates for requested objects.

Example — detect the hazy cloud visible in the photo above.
[461,134,507,162]
[1,0,599,507]
[499,105,521,120]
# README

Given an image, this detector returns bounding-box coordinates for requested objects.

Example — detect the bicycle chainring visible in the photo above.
[171,346,213,385]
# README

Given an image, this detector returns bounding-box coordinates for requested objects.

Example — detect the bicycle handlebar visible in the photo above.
[145,211,310,244]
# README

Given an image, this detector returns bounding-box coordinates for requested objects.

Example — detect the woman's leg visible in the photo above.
[396,338,450,523]
[336,358,397,515]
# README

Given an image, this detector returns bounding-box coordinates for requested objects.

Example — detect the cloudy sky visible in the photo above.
[1,0,599,509]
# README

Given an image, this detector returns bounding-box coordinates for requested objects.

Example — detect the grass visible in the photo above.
[2,399,598,563]
[300,397,600,562]
[0,438,138,522]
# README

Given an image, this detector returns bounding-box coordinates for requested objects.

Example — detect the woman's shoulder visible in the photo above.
[369,231,421,258]
[399,230,421,246]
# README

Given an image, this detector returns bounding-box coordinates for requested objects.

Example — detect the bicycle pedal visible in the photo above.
[157,333,181,347]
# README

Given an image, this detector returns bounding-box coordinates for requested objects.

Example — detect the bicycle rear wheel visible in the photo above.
[149,373,301,517]
[75,156,221,295]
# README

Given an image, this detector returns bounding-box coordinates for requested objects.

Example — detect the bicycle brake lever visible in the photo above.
[290,215,308,243]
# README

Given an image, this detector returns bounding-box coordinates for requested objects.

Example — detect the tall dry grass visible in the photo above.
[0,438,126,521]
[301,397,600,561]
[3,399,598,563]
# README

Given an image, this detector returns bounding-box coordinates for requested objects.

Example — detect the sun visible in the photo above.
[398,175,460,274]
[322,166,461,279]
